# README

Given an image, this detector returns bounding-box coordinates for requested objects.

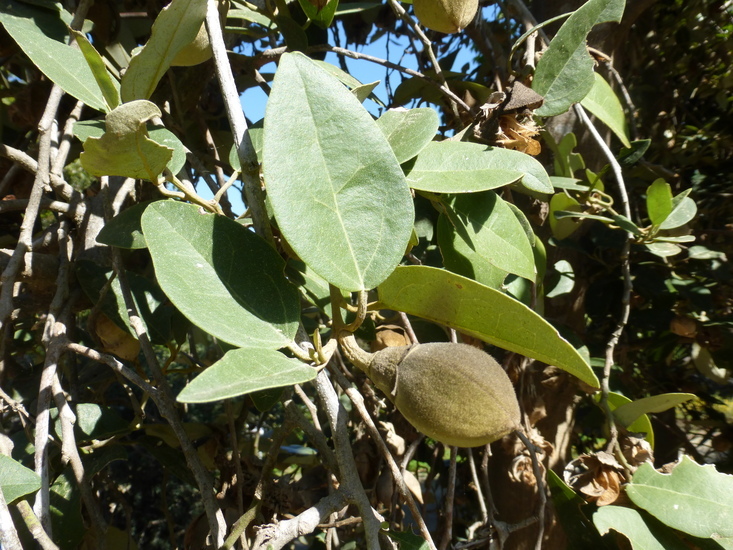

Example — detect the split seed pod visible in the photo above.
[343,337,521,447]
[413,0,478,34]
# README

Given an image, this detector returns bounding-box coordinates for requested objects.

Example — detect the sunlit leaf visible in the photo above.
[263,52,413,292]
[177,347,317,403]
[533,0,625,116]
[627,456,733,538]
[580,72,630,148]
[141,201,300,348]
[405,141,552,194]
[376,108,439,164]
[0,0,107,111]
[377,266,598,387]
[120,0,208,102]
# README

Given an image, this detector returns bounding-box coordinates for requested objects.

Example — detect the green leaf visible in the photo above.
[613,393,695,427]
[51,403,130,442]
[75,121,185,174]
[646,179,673,227]
[580,73,631,148]
[141,201,300,348]
[148,126,187,174]
[627,456,733,539]
[377,265,598,387]
[376,108,440,164]
[405,141,552,194]
[297,0,339,28]
[0,0,108,112]
[549,193,583,239]
[263,52,414,292]
[594,506,690,550]
[97,201,154,249]
[177,347,317,403]
[660,192,697,230]
[70,29,121,111]
[0,454,41,503]
[533,0,625,116]
[645,242,682,257]
[80,100,173,180]
[603,392,654,447]
[437,191,535,284]
[119,0,208,102]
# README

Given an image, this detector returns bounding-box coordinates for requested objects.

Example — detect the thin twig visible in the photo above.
[328,360,438,550]
[250,490,349,550]
[14,500,59,550]
[314,370,383,550]
[385,0,461,119]
[0,486,23,550]
[206,0,272,241]
[467,449,488,522]
[574,103,633,456]
[51,375,108,543]
[439,446,458,550]
[516,431,545,550]
[307,44,472,114]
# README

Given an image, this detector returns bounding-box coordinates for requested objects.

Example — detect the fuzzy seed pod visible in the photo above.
[413,0,478,34]
[347,340,521,447]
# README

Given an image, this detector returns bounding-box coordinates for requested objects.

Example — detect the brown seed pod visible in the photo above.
[343,336,521,447]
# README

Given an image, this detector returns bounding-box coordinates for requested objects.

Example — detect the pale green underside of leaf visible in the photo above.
[405,141,552,194]
[438,191,536,283]
[120,0,207,102]
[533,0,625,116]
[177,347,316,403]
[0,0,107,112]
[74,120,186,175]
[80,101,173,179]
[593,506,689,550]
[627,456,733,539]
[376,108,440,164]
[263,52,414,292]
[0,454,41,504]
[141,201,300,348]
[580,72,631,148]
[613,393,695,427]
[377,266,598,387]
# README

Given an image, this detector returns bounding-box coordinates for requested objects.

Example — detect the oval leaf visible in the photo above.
[594,506,690,550]
[377,265,598,387]
[646,179,673,227]
[627,456,733,539]
[613,393,695,427]
[0,0,108,112]
[405,141,552,194]
[660,195,697,230]
[141,201,300,348]
[120,0,208,102]
[263,52,414,292]
[177,347,317,403]
[580,73,631,148]
[0,454,41,504]
[376,108,440,164]
[437,191,536,283]
[97,201,153,249]
[533,0,625,116]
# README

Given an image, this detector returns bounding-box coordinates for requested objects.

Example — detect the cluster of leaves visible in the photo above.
[1,0,732,547]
